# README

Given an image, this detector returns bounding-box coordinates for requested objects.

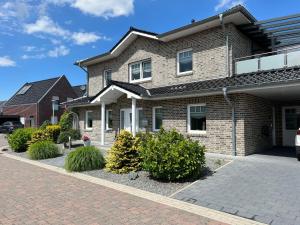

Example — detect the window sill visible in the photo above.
[177,71,193,76]
[187,131,207,137]
[84,129,93,132]
[130,78,152,84]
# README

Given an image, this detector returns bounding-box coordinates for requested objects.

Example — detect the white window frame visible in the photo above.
[152,106,163,131]
[177,48,193,76]
[103,69,112,87]
[129,59,152,83]
[85,110,93,130]
[187,103,206,134]
[106,109,113,130]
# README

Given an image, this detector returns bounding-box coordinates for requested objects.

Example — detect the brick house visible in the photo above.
[65,5,300,156]
[3,76,79,127]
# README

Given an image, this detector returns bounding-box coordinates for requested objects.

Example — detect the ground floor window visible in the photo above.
[85,111,93,130]
[29,116,35,127]
[153,107,163,131]
[187,104,206,134]
[106,110,113,130]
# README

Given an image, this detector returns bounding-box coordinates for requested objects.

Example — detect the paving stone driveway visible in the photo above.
[0,156,228,225]
[174,154,300,225]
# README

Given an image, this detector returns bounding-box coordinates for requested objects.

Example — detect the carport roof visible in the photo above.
[66,67,300,107]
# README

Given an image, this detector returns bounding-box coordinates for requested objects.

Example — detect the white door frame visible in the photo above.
[282,106,299,147]
[120,108,142,132]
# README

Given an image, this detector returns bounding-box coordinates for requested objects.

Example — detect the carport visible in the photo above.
[0,115,20,125]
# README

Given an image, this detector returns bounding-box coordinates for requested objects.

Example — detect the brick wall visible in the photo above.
[38,76,77,126]
[74,93,273,156]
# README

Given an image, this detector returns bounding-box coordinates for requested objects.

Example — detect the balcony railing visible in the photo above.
[234,46,300,75]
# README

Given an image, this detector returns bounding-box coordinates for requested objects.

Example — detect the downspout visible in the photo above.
[78,62,89,97]
[220,14,236,156]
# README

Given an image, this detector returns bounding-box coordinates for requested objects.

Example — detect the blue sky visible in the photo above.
[0,0,299,101]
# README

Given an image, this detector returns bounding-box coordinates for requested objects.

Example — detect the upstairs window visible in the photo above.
[104,69,112,87]
[129,60,152,83]
[177,49,193,75]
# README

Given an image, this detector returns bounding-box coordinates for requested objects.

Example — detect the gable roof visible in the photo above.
[72,85,87,98]
[5,76,62,106]
[75,5,256,67]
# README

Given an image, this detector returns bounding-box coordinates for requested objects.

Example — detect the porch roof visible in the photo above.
[66,67,300,107]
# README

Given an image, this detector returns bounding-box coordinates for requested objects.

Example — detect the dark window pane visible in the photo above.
[190,106,206,131]
[142,61,152,78]
[154,108,163,130]
[285,108,297,130]
[179,50,192,73]
[131,64,140,80]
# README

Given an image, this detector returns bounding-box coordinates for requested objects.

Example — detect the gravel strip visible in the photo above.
[5,147,231,196]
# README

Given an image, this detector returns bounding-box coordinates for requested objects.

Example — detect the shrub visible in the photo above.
[28,129,51,146]
[59,111,73,132]
[27,140,60,160]
[140,128,206,181]
[106,130,142,174]
[8,128,36,152]
[57,129,81,144]
[40,120,51,130]
[65,146,104,172]
[46,125,61,143]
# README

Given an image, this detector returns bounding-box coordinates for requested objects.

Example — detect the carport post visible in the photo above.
[132,98,136,137]
[101,102,105,146]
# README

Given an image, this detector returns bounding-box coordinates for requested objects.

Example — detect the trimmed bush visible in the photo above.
[106,130,142,174]
[57,129,81,144]
[28,129,51,146]
[59,111,73,132]
[46,125,61,143]
[40,120,51,130]
[27,140,60,160]
[140,129,206,181]
[65,146,104,172]
[8,128,36,152]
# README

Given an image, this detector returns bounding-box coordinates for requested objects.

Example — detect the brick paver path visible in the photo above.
[174,154,300,225]
[0,156,228,225]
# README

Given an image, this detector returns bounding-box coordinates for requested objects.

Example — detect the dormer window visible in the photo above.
[17,85,31,95]
[177,49,193,76]
[104,69,112,87]
[129,59,152,83]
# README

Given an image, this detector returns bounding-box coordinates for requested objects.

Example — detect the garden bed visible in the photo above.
[5,148,231,196]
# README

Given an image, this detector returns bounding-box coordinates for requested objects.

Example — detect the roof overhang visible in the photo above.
[76,31,158,67]
[159,11,253,42]
[91,85,142,104]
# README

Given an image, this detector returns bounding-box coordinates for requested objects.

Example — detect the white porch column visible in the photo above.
[101,102,105,145]
[132,98,136,137]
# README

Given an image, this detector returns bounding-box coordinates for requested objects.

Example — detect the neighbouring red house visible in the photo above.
[2,75,83,127]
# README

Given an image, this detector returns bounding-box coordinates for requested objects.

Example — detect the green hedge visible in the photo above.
[105,130,142,174]
[140,129,206,181]
[8,128,36,152]
[65,146,105,172]
[59,111,73,132]
[27,140,60,160]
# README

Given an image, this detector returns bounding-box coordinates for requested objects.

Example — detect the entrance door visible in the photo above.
[120,108,140,132]
[282,107,300,146]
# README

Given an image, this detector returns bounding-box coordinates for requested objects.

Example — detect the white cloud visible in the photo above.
[69,0,134,18]
[47,45,70,57]
[23,16,109,45]
[0,56,16,67]
[214,0,245,11]
[24,16,69,38]
[72,32,102,45]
